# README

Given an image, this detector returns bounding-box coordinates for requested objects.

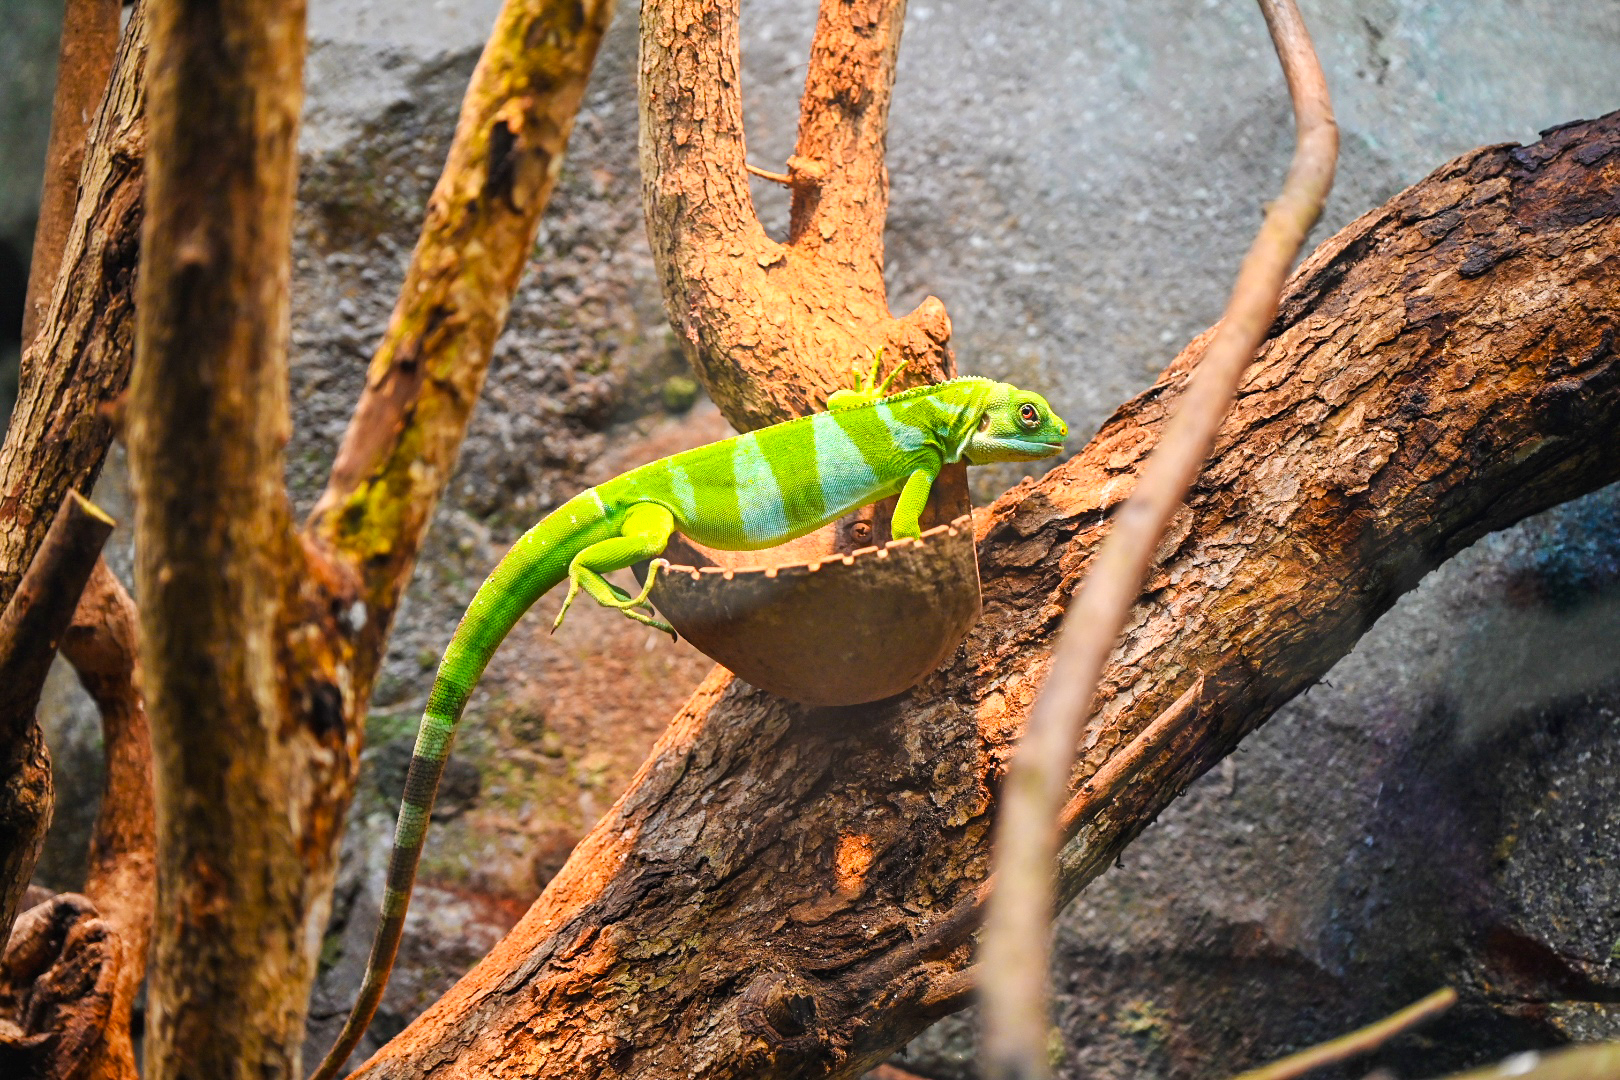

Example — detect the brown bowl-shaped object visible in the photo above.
[632,464,980,706]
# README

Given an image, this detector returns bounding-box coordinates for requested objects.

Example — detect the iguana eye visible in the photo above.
[978,412,992,432]
[1018,402,1040,428]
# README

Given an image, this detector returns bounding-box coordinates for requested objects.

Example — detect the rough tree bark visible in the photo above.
[21,0,123,351]
[0,0,147,613]
[128,0,313,1074]
[0,493,115,943]
[64,561,154,1080]
[0,564,152,1080]
[640,0,954,430]
[308,0,618,693]
[357,115,1620,1080]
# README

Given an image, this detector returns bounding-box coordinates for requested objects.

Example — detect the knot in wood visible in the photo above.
[738,971,818,1040]
[0,892,119,1078]
[785,154,827,188]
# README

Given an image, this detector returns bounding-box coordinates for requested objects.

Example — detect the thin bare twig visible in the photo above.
[21,0,122,351]
[1229,988,1456,1080]
[744,161,793,186]
[849,680,1206,1009]
[977,3,1337,1077]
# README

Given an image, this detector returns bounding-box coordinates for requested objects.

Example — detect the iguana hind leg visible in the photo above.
[553,502,677,637]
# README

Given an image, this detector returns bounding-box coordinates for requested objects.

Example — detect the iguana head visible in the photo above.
[963,382,1070,463]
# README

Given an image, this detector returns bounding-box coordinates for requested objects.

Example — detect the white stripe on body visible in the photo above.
[730,432,791,544]
[664,462,698,524]
[811,412,881,519]
[874,403,931,453]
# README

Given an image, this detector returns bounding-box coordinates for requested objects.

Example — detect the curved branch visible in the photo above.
[979,3,1336,1074]
[358,112,1620,1080]
[63,560,153,1080]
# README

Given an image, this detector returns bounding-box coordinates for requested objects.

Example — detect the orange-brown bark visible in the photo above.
[980,5,1336,1071]
[63,561,153,1080]
[358,114,1620,1080]
[0,492,115,944]
[0,2,147,613]
[21,0,122,351]
[2,0,616,1069]
[309,0,617,701]
[641,0,952,430]
[129,0,313,1072]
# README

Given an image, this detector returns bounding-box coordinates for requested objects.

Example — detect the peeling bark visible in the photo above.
[21,0,123,352]
[0,2,147,613]
[640,0,953,431]
[359,115,1620,1080]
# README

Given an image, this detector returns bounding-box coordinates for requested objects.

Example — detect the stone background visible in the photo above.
[4,1,1620,1076]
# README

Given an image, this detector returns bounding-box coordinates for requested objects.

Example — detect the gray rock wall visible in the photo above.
[10,0,1620,1075]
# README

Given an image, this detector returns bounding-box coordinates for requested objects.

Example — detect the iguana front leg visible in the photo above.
[890,467,938,540]
[553,502,677,637]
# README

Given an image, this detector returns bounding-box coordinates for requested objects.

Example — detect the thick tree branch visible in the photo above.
[21,0,122,352]
[0,2,147,613]
[788,0,907,279]
[359,113,1620,1080]
[641,0,951,429]
[308,0,616,699]
[128,0,311,1071]
[979,4,1336,1075]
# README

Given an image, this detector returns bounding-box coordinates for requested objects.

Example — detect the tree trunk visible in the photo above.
[0,2,147,613]
[128,0,312,1074]
[357,113,1620,1080]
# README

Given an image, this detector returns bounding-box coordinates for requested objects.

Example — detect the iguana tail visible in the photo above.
[310,490,613,1080]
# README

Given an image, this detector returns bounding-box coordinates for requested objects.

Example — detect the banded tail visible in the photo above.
[309,491,613,1080]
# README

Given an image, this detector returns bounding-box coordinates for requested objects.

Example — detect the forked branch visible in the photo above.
[641,0,951,429]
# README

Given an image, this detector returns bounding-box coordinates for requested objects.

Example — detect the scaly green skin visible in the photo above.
[310,369,1067,1079]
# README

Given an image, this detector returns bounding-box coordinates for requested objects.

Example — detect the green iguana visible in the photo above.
[310,359,1068,1078]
